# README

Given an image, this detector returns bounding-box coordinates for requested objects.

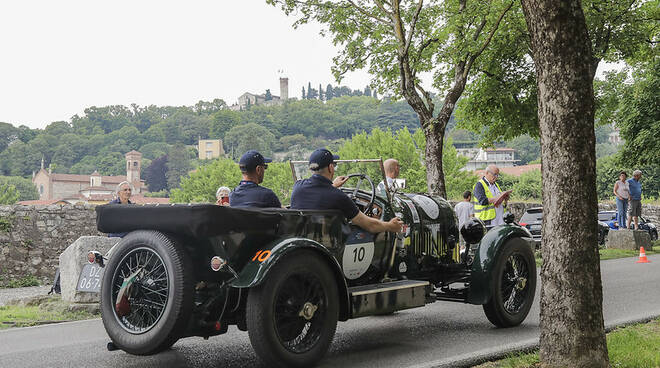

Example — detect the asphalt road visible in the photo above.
[1,255,659,368]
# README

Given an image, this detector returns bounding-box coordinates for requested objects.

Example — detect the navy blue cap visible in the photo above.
[239,150,272,171]
[309,148,339,170]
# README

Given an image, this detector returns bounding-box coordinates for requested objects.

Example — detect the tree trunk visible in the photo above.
[424,122,446,197]
[520,1,609,367]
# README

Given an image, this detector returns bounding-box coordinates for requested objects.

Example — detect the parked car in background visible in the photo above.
[599,211,621,230]
[597,221,610,246]
[597,210,657,241]
[522,207,609,247]
[519,207,543,248]
[639,216,658,240]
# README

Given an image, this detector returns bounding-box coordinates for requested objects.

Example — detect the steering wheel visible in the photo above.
[342,173,376,215]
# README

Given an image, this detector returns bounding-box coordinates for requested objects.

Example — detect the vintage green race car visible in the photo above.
[92,159,536,368]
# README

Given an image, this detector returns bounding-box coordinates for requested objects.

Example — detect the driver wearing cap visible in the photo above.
[229,150,282,208]
[290,148,402,234]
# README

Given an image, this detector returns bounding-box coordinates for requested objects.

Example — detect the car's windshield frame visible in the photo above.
[289,158,391,202]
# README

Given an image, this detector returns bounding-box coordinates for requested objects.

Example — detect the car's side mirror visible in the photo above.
[504,212,515,224]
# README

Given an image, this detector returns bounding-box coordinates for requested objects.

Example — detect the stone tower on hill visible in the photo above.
[280,77,289,101]
[125,150,142,184]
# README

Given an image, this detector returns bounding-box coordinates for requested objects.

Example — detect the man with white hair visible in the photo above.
[472,165,512,226]
[377,158,400,197]
[627,170,643,229]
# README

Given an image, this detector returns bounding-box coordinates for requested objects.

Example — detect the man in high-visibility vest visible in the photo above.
[472,165,512,226]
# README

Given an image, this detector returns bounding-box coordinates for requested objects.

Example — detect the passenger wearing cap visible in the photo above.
[290,148,403,234]
[229,150,282,208]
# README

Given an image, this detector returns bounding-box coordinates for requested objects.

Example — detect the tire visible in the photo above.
[651,230,658,241]
[483,237,536,328]
[246,250,339,368]
[101,230,194,355]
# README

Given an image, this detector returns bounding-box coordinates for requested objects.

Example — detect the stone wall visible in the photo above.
[0,204,101,285]
[0,201,658,284]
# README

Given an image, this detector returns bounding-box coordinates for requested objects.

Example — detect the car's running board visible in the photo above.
[348,280,429,318]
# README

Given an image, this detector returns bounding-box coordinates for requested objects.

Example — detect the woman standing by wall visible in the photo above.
[613,171,629,229]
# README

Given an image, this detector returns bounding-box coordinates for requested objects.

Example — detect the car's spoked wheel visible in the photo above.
[112,247,169,333]
[101,230,193,355]
[483,237,536,327]
[247,250,339,368]
[500,253,530,315]
[274,272,326,353]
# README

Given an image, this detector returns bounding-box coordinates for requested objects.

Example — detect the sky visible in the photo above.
[1,1,624,130]
[0,0,373,129]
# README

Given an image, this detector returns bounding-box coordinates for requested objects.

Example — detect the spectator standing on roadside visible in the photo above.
[454,190,474,247]
[472,165,512,226]
[627,170,643,229]
[613,171,629,229]
[107,181,133,238]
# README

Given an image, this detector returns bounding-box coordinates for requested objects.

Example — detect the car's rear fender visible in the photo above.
[230,237,351,321]
[467,225,534,305]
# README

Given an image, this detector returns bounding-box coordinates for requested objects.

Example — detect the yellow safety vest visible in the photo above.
[472,178,502,221]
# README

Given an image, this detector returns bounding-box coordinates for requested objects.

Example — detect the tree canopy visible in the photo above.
[455,0,658,145]
[269,0,521,197]
[171,127,477,205]
[0,95,420,181]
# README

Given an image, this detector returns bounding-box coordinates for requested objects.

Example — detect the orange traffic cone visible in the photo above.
[636,247,651,263]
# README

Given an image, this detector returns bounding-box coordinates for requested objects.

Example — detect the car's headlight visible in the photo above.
[460,218,487,244]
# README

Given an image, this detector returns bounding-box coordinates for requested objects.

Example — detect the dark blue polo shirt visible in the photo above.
[290,174,360,220]
[230,180,281,208]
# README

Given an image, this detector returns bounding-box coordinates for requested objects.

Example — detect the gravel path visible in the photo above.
[0,286,53,306]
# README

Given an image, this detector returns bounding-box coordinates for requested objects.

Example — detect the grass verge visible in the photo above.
[474,318,660,368]
[535,246,659,266]
[599,248,660,260]
[0,296,99,330]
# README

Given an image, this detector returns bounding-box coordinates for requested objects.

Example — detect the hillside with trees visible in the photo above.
[0,93,420,178]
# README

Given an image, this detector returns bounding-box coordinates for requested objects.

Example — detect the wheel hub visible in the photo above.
[298,302,318,321]
[515,277,527,291]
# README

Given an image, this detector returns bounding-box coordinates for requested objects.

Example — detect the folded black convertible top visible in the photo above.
[96,204,345,238]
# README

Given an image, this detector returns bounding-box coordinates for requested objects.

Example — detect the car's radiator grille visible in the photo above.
[409,224,459,262]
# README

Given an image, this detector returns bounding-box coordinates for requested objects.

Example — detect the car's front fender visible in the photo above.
[467,225,535,305]
[230,237,351,321]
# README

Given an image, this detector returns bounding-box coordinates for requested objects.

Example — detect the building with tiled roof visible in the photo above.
[28,151,168,205]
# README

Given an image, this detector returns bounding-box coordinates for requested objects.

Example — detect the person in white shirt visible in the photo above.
[377,158,400,197]
[612,171,629,229]
[454,190,475,247]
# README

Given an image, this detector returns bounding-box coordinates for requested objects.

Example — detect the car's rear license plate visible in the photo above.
[530,224,541,231]
[77,264,104,293]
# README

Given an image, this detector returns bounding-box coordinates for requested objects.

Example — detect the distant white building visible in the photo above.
[229,77,290,110]
[609,124,623,145]
[461,148,519,171]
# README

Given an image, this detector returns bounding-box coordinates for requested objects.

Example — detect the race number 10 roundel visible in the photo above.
[342,242,374,279]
